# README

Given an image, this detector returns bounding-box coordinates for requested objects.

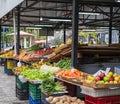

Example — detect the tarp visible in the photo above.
[0,0,24,18]
[7,31,34,37]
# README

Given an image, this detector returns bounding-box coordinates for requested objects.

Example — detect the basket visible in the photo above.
[29,95,41,104]
[85,95,120,104]
[29,82,41,99]
[83,82,120,89]
[16,86,29,100]
[16,76,28,89]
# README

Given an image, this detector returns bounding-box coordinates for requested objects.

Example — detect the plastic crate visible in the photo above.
[16,86,29,100]
[16,76,28,89]
[4,67,8,74]
[29,95,41,104]
[85,95,120,104]
[29,82,41,99]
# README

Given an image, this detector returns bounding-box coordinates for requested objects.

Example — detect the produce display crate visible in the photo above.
[80,85,120,97]
[41,92,67,104]
[83,82,120,89]
[29,82,41,100]
[16,86,29,100]
[16,76,28,89]
[4,67,8,74]
[29,95,41,104]
[85,95,120,104]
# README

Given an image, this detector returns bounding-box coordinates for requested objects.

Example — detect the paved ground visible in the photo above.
[0,66,29,104]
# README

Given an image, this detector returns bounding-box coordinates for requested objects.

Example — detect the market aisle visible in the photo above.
[0,66,28,104]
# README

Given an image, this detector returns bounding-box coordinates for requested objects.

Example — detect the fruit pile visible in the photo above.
[46,95,84,104]
[32,61,51,69]
[86,71,120,84]
[55,69,85,79]
[0,50,14,58]
[13,65,31,75]
[0,50,8,55]
[34,47,52,55]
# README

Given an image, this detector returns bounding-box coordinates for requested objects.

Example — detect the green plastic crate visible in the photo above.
[16,76,28,89]
[29,82,41,99]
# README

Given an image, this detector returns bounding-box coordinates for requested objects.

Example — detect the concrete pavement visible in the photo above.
[0,66,28,104]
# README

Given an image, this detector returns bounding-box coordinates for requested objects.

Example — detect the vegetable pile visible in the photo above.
[40,79,66,94]
[55,58,71,70]
[26,44,43,52]
[21,69,52,81]
[56,69,83,79]
[46,95,85,104]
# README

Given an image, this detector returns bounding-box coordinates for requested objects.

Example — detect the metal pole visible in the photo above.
[119,30,120,43]
[109,6,113,44]
[71,0,79,69]
[63,23,66,44]
[0,20,1,51]
[17,6,20,54]
[13,9,17,55]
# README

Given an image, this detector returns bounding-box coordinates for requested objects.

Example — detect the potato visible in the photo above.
[80,101,85,104]
[51,97,60,104]
[64,102,69,104]
[56,102,64,104]
[59,99,64,103]
[76,99,82,103]
[66,97,71,103]
[71,97,77,102]
[70,102,78,104]
[46,96,53,102]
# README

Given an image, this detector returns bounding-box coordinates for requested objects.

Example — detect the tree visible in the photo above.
[2,27,14,47]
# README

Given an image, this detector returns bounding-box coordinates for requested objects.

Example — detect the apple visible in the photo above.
[86,80,94,83]
[113,73,118,77]
[108,72,113,77]
[106,74,111,79]
[103,76,109,82]
[114,81,118,84]
[95,76,101,82]
[105,82,109,84]
[110,77,114,81]
[88,76,95,82]
[96,80,104,84]
[114,77,119,82]
[109,81,114,84]
[100,72,105,79]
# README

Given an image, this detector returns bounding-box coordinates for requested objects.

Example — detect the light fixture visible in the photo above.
[49,19,71,22]
[35,24,53,27]
[116,0,120,2]
[79,12,100,15]
[27,27,42,29]
[82,29,96,32]
[40,17,43,21]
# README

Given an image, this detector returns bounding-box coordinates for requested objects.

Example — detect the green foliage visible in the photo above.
[26,44,43,52]
[39,79,64,94]
[55,58,71,70]
[2,27,14,43]
[49,35,64,46]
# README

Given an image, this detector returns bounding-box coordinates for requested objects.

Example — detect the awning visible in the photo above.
[0,0,24,19]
